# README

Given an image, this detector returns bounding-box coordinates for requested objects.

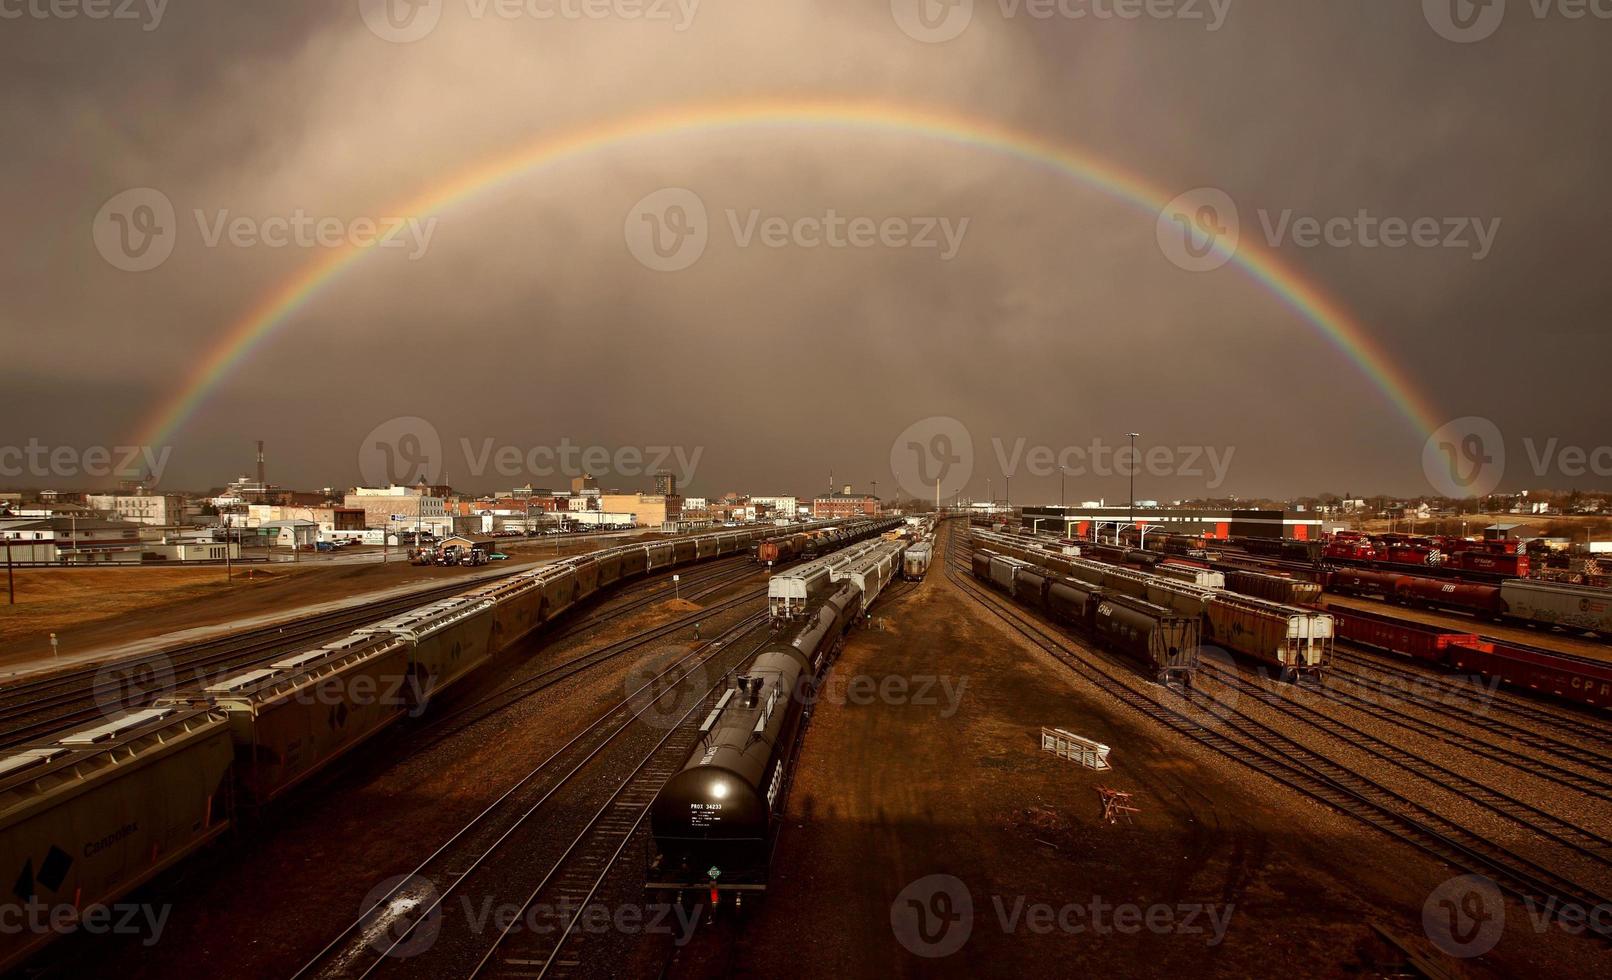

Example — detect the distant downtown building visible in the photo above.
[812,487,879,520]
[84,492,188,526]
[344,485,451,535]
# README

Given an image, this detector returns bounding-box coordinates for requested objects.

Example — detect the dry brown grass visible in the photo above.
[0,565,312,644]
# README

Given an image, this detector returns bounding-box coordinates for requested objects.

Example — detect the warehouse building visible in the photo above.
[1020,505,1324,541]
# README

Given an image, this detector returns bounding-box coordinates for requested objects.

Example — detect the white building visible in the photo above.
[343,485,451,535]
[0,517,146,563]
[750,495,798,518]
[85,493,188,526]
[257,519,320,549]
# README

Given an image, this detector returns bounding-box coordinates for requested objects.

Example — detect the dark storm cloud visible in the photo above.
[0,1,1608,500]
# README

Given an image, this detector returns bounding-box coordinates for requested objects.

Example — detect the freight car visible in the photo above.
[767,526,901,620]
[833,540,906,615]
[650,554,907,897]
[158,634,416,806]
[0,522,787,973]
[971,549,1198,686]
[1328,570,1612,637]
[902,541,933,581]
[1499,580,1612,637]
[0,708,234,973]
[984,539,1333,682]
[1224,569,1324,606]
[1330,606,1612,711]
[649,640,816,898]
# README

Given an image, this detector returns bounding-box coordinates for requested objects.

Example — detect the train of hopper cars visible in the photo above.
[751,520,896,564]
[971,529,1335,685]
[995,526,1612,710]
[648,538,909,898]
[0,522,822,974]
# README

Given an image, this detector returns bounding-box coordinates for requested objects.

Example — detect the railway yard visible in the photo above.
[1,517,1609,978]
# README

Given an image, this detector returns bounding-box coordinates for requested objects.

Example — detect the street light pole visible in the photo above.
[1127,432,1141,541]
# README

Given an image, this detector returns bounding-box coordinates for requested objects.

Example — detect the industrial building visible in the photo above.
[1019,505,1325,541]
[598,493,682,527]
[812,487,879,519]
[343,485,452,536]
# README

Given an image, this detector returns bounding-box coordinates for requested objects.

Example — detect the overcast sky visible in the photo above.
[0,2,1607,502]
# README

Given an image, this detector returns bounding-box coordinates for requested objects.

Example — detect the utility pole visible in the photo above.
[1128,428,1141,535]
[224,511,232,581]
[5,537,14,605]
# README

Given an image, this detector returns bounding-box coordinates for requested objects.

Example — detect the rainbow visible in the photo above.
[132,98,1442,448]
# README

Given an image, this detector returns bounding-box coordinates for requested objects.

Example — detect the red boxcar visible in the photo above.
[1398,577,1504,617]
[1454,551,1530,577]
[1327,570,1406,599]
[1447,639,1612,710]
[1330,606,1479,663]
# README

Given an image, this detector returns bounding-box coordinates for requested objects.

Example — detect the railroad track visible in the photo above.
[0,578,507,748]
[1315,669,1612,798]
[290,610,774,980]
[942,524,1612,941]
[1322,658,1612,782]
[0,557,753,750]
[1335,647,1612,744]
[408,582,769,751]
[1200,660,1612,861]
